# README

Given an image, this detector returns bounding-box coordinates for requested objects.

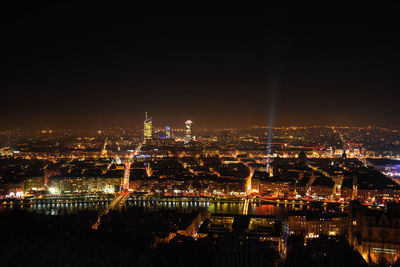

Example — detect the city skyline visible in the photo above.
[2,5,400,266]
[1,115,400,265]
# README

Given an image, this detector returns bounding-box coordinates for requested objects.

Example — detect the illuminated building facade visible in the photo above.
[144,112,152,143]
[349,203,400,264]
[289,211,348,237]
[197,214,284,255]
[48,176,122,194]
[259,179,293,197]
[184,120,193,144]
[0,182,24,196]
[24,176,45,192]
[309,176,335,200]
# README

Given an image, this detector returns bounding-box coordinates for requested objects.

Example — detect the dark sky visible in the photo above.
[1,5,399,129]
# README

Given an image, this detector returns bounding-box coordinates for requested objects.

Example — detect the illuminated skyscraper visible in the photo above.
[165,126,171,139]
[184,120,193,144]
[144,112,152,143]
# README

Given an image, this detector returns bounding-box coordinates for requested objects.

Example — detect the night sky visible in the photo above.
[1,5,399,129]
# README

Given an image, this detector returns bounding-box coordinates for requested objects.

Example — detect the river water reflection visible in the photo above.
[0,198,320,220]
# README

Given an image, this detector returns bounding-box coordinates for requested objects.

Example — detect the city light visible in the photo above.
[1,6,399,265]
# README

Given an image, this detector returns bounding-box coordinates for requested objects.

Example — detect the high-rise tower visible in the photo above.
[184,120,193,144]
[165,126,171,139]
[144,112,152,143]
